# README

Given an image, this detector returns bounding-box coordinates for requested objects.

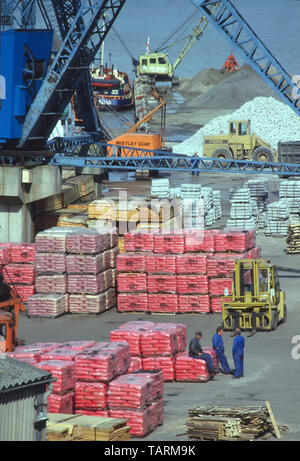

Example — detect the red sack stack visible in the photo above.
[145,253,176,274]
[35,274,68,294]
[210,297,223,313]
[108,375,153,410]
[75,381,108,411]
[36,360,76,394]
[66,229,110,254]
[154,232,185,254]
[92,341,131,375]
[214,230,252,253]
[176,253,207,274]
[75,345,118,383]
[117,293,148,312]
[184,230,217,253]
[48,391,74,414]
[177,275,209,294]
[147,275,177,294]
[124,231,156,252]
[150,398,164,426]
[35,228,69,253]
[10,244,36,264]
[131,370,164,401]
[117,273,147,292]
[116,253,146,272]
[247,246,262,259]
[34,252,66,273]
[203,347,219,369]
[110,407,155,437]
[158,323,187,352]
[11,342,60,362]
[66,253,110,275]
[178,294,211,314]
[40,347,82,362]
[68,270,112,294]
[110,321,155,356]
[27,293,68,318]
[68,291,115,314]
[59,341,96,350]
[140,327,178,357]
[175,352,210,382]
[209,278,233,296]
[3,263,35,285]
[142,356,176,382]
[148,294,178,313]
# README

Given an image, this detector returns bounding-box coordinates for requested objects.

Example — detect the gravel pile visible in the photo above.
[175,97,300,156]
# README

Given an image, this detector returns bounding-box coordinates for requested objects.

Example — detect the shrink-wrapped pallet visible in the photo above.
[124,230,156,252]
[117,272,147,293]
[48,391,74,414]
[35,252,66,274]
[178,294,211,314]
[131,370,164,401]
[12,284,35,302]
[75,345,118,383]
[36,360,76,395]
[110,407,155,437]
[3,264,35,285]
[27,293,68,318]
[147,294,178,313]
[142,356,176,382]
[177,275,209,294]
[92,341,130,375]
[75,381,108,411]
[147,274,177,294]
[117,293,148,312]
[153,232,185,254]
[10,244,36,264]
[66,253,110,275]
[116,253,146,272]
[110,321,155,356]
[40,347,82,362]
[209,278,233,296]
[35,274,67,294]
[140,328,178,357]
[108,375,153,410]
[35,227,71,253]
[145,253,176,274]
[175,253,207,274]
[66,229,110,254]
[68,270,112,294]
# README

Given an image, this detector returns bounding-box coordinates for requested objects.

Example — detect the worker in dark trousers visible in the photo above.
[189,331,218,375]
[191,152,200,176]
[232,328,245,379]
[212,326,231,374]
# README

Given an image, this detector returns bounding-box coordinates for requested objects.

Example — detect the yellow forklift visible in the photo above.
[222,259,287,334]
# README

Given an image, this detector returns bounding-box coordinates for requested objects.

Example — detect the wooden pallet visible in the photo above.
[47,413,131,442]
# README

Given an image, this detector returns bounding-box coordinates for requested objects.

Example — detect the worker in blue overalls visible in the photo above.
[232,328,245,379]
[191,152,200,176]
[212,326,231,374]
[189,331,218,376]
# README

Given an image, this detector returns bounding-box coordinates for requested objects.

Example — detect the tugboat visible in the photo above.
[91,65,134,110]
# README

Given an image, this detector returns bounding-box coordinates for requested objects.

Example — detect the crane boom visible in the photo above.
[19,0,126,150]
[172,3,220,72]
[193,0,300,117]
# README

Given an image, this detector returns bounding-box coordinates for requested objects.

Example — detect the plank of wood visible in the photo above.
[265,401,281,439]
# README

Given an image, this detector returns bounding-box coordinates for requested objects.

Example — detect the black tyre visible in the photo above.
[212,148,233,168]
[270,310,278,331]
[252,147,275,163]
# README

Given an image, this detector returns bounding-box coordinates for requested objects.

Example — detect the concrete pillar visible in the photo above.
[0,165,62,243]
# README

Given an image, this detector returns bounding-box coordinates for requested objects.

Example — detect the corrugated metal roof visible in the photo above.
[0,356,52,392]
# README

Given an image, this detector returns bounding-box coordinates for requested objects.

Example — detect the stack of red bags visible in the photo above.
[177,275,209,294]
[36,360,76,414]
[184,230,217,253]
[108,374,153,410]
[116,254,146,272]
[10,244,36,264]
[75,381,108,415]
[110,321,155,356]
[68,290,116,314]
[124,231,156,252]
[117,293,148,312]
[145,254,176,274]
[147,275,177,294]
[176,253,207,274]
[35,274,67,294]
[140,328,178,357]
[75,344,119,383]
[8,342,60,363]
[214,230,252,253]
[178,294,210,313]
[66,253,111,275]
[175,348,218,382]
[27,293,68,318]
[67,270,112,295]
[3,250,35,302]
[66,229,110,254]
[209,278,233,313]
[117,273,147,293]
[153,232,185,254]
[148,294,178,313]
[92,341,131,375]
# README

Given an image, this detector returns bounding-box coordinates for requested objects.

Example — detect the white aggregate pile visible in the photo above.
[175,97,300,156]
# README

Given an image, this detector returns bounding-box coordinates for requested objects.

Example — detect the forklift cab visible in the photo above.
[228,120,250,139]
[223,259,286,332]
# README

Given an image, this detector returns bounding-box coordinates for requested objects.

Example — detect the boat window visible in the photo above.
[158,57,166,64]
[141,59,147,66]
[150,58,156,64]
[239,122,248,136]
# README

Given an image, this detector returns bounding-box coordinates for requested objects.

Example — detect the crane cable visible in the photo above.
[154,10,197,53]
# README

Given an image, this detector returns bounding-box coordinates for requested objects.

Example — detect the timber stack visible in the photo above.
[186,404,279,441]
[286,222,300,254]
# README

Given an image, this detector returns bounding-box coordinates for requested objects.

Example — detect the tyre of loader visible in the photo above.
[252,146,275,163]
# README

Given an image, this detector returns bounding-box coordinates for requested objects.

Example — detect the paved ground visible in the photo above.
[18,171,300,442]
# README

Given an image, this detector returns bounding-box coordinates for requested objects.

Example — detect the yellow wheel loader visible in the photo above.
[222,259,287,333]
[203,120,278,163]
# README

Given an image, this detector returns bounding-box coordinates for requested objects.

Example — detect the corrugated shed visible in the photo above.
[0,356,51,391]
[0,356,53,441]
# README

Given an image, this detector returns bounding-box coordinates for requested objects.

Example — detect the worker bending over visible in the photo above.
[212,326,231,374]
[189,331,218,375]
